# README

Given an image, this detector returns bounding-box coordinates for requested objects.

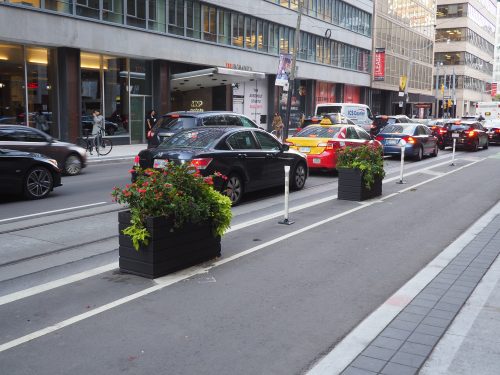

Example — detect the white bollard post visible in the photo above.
[278,165,294,225]
[451,138,456,166]
[396,139,406,184]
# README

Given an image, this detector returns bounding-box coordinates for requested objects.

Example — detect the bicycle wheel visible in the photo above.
[96,138,113,156]
[76,138,89,151]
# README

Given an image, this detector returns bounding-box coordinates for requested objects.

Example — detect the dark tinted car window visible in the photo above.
[161,129,225,149]
[381,125,416,135]
[0,129,18,141]
[346,127,359,139]
[239,116,258,128]
[254,131,281,150]
[445,124,468,131]
[227,131,258,150]
[226,115,242,126]
[317,105,342,115]
[157,116,197,131]
[22,128,47,142]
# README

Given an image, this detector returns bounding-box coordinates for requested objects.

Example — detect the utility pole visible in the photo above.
[283,1,302,140]
[404,49,414,116]
[435,62,440,118]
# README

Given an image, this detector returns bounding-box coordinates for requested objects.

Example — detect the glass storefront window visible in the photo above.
[0,44,26,125]
[129,59,151,95]
[26,47,56,134]
[104,56,129,135]
[81,52,102,135]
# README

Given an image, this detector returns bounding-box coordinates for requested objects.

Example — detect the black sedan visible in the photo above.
[134,127,308,205]
[375,123,438,161]
[442,120,489,151]
[483,120,500,145]
[0,125,87,175]
[0,148,62,199]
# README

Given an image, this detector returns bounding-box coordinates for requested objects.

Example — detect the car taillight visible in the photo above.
[325,141,339,150]
[190,158,213,170]
[439,128,447,134]
[467,129,475,137]
[134,155,140,167]
[402,136,416,144]
[375,135,384,142]
[496,129,500,133]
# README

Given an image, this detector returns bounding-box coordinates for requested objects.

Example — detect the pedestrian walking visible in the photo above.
[145,110,157,136]
[92,110,104,136]
[272,113,284,140]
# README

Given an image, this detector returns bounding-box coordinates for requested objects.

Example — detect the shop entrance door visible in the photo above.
[130,95,152,143]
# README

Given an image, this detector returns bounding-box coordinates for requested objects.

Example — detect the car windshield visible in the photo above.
[159,129,225,149]
[381,125,416,135]
[445,124,469,131]
[294,126,341,138]
[156,116,197,131]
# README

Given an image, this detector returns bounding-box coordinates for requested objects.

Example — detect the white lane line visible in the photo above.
[0,156,488,353]
[0,202,108,223]
[0,263,118,307]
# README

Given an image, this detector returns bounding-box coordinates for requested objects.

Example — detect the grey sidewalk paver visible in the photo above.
[340,215,500,375]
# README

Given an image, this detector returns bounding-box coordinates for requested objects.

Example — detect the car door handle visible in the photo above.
[265,153,276,158]
[237,153,247,159]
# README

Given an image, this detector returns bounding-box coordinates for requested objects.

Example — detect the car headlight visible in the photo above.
[47,159,59,168]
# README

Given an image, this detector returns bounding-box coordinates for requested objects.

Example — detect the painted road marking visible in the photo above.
[0,202,108,223]
[0,156,488,353]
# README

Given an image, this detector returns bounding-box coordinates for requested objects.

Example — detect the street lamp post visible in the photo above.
[435,61,442,118]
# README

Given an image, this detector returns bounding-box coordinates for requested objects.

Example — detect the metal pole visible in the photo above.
[404,49,413,116]
[396,140,406,184]
[452,67,456,117]
[279,165,294,225]
[284,1,302,140]
[443,72,447,118]
[435,62,439,118]
[451,138,456,166]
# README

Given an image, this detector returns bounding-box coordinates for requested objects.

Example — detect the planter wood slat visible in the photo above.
[337,168,382,201]
[118,211,221,278]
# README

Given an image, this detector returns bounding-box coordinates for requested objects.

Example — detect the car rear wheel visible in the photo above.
[24,166,54,200]
[64,154,82,175]
[484,140,489,149]
[414,146,423,161]
[431,144,438,157]
[291,162,307,190]
[224,173,243,205]
[472,139,479,152]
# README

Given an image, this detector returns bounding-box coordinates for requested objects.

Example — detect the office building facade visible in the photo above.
[0,0,372,144]
[434,0,496,117]
[371,0,436,118]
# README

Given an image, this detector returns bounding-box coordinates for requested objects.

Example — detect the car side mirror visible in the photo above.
[281,143,290,151]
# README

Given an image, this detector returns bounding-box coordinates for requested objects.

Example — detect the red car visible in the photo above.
[285,124,381,172]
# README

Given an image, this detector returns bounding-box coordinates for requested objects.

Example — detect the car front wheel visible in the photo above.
[24,166,54,199]
[291,162,307,190]
[64,154,82,175]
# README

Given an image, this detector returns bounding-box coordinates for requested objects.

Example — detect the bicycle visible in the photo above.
[77,127,113,156]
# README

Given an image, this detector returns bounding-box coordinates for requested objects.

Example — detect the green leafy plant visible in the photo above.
[112,164,232,250]
[336,144,385,189]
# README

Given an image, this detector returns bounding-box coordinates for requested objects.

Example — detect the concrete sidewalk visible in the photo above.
[86,143,147,163]
[311,201,500,375]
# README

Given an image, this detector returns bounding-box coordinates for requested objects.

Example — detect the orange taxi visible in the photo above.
[285,123,381,171]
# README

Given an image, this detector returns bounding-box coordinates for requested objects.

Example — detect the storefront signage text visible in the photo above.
[225,63,253,71]
[190,100,204,112]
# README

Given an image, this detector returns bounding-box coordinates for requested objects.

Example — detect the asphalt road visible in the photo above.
[1,147,500,374]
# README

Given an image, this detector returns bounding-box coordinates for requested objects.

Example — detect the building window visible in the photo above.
[103,0,124,23]
[169,0,185,36]
[217,9,231,45]
[45,0,72,14]
[186,1,201,39]
[232,13,244,47]
[127,0,146,28]
[202,4,216,42]
[148,0,166,32]
[76,0,100,19]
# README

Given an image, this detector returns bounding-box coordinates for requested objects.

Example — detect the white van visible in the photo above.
[315,103,373,131]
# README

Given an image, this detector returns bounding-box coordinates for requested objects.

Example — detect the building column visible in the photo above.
[152,60,170,115]
[57,47,80,142]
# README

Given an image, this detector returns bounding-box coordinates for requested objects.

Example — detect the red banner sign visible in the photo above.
[374,48,385,81]
[491,82,497,97]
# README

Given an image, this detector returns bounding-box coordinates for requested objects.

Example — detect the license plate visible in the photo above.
[313,158,321,164]
[452,132,460,138]
[299,147,310,153]
[153,159,168,168]
[386,139,398,145]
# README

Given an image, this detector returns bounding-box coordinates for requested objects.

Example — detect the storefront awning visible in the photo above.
[171,67,266,92]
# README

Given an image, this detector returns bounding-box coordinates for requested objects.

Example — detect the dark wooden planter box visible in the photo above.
[118,211,221,278]
[337,168,382,201]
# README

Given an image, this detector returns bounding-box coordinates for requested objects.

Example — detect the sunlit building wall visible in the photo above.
[434,0,496,116]
[372,0,436,117]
